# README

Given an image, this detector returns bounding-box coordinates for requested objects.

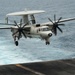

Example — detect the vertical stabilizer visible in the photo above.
[30,14,36,24]
[22,15,29,24]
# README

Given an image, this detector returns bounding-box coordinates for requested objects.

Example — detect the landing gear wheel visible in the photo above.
[15,41,18,46]
[46,42,50,45]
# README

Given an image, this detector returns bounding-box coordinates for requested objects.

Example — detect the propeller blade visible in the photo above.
[18,32,21,39]
[58,23,65,26]
[22,22,29,28]
[57,26,63,33]
[57,17,62,23]
[52,26,57,35]
[20,19,22,27]
[54,14,56,22]
[12,30,18,36]
[21,31,27,38]
[14,21,17,25]
[54,28,57,35]
[48,18,54,24]
[14,21,19,28]
[48,15,64,35]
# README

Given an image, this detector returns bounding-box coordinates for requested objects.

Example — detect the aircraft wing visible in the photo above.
[59,18,75,23]
[0,25,18,29]
[41,17,75,27]
[0,23,15,25]
[41,17,75,35]
[0,25,31,30]
[0,27,11,29]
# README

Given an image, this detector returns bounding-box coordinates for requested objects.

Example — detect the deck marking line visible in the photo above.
[16,64,45,75]
[58,61,75,67]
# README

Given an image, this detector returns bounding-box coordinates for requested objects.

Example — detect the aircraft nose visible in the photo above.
[48,33,52,37]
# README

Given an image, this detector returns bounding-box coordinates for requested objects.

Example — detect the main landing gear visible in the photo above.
[13,36,19,46]
[15,41,18,46]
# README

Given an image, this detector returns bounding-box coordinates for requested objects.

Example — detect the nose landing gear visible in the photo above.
[45,38,50,45]
[46,42,50,45]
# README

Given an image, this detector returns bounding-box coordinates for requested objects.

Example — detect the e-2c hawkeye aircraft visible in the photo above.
[0,9,75,46]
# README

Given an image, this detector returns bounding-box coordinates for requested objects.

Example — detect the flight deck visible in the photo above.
[0,58,75,75]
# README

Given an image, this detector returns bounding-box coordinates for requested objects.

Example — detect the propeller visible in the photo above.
[48,14,65,35]
[13,19,27,39]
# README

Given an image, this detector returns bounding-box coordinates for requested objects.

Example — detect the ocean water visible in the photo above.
[0,0,75,65]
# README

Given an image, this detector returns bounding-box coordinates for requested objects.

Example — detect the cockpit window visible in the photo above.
[43,28,50,31]
[38,27,50,32]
